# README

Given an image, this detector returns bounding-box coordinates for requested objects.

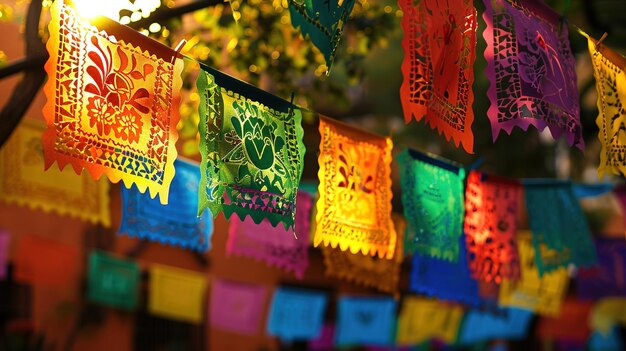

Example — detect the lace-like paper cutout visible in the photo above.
[410,235,481,307]
[227,191,313,279]
[498,232,568,316]
[336,296,397,347]
[14,234,80,287]
[396,297,464,346]
[266,287,328,341]
[148,264,207,324]
[43,0,182,204]
[322,217,404,296]
[87,251,140,310]
[288,0,356,70]
[119,159,213,252]
[197,69,305,229]
[314,116,396,259]
[0,119,110,226]
[588,38,626,177]
[482,0,583,149]
[398,149,465,261]
[577,238,626,300]
[537,300,593,343]
[399,0,477,153]
[458,308,534,344]
[209,278,267,335]
[465,172,521,283]
[524,181,597,274]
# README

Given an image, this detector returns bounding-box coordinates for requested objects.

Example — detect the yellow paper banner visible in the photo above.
[0,119,110,226]
[149,264,207,324]
[499,232,569,316]
[396,296,464,345]
[314,116,396,259]
[591,298,626,335]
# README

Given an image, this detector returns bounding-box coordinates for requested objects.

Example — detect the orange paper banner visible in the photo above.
[14,235,80,287]
[43,0,182,204]
[314,116,396,259]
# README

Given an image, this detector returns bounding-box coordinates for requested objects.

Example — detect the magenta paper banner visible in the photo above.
[482,0,583,149]
[308,323,335,351]
[0,230,9,280]
[227,191,313,279]
[209,278,267,335]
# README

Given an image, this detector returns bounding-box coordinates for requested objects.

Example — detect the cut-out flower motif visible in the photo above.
[87,96,115,135]
[113,107,143,143]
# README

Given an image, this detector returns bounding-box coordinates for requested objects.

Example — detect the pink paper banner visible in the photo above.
[227,191,312,279]
[209,278,267,335]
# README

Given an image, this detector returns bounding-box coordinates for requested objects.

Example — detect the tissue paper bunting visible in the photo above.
[398,149,465,261]
[336,296,397,347]
[396,297,464,345]
[399,0,477,153]
[459,308,533,344]
[322,217,404,296]
[209,278,267,334]
[148,264,207,324]
[288,0,356,70]
[87,251,140,310]
[314,116,396,259]
[227,191,313,278]
[0,119,110,226]
[266,287,328,341]
[577,238,626,300]
[524,181,597,274]
[410,235,481,306]
[498,232,569,316]
[537,300,593,342]
[196,67,305,229]
[465,172,521,283]
[43,0,183,204]
[119,159,213,252]
[14,235,80,286]
[482,0,583,149]
[588,37,626,177]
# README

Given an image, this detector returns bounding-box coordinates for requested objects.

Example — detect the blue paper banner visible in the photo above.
[336,296,397,347]
[410,234,480,306]
[572,183,614,198]
[589,326,623,351]
[266,287,328,341]
[119,159,213,252]
[458,308,533,345]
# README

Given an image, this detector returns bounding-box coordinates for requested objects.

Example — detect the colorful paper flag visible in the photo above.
[87,251,140,310]
[196,66,305,229]
[119,158,213,252]
[465,171,521,283]
[308,323,335,351]
[524,180,597,274]
[410,235,481,307]
[399,0,477,153]
[398,149,465,261]
[266,287,328,341]
[336,296,397,347]
[587,36,626,177]
[538,300,593,342]
[314,116,396,259]
[13,235,80,286]
[288,0,356,71]
[227,191,313,278]
[590,298,626,336]
[322,216,404,296]
[482,0,583,149]
[577,238,626,300]
[589,326,623,351]
[0,119,110,226]
[209,278,267,335]
[458,308,533,344]
[396,297,464,346]
[148,264,207,324]
[43,0,183,204]
[498,232,569,316]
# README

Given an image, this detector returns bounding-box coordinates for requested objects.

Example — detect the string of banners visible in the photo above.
[2,236,626,349]
[2,0,626,347]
